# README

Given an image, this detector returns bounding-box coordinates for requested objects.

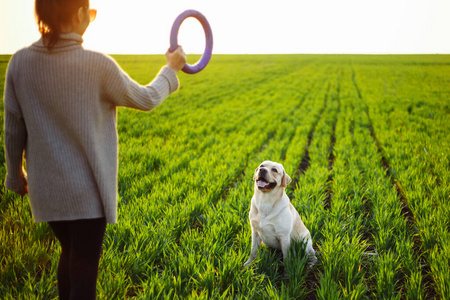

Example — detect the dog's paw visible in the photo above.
[308,255,318,268]
[244,258,254,267]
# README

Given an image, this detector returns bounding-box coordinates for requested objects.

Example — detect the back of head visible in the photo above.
[35,0,88,50]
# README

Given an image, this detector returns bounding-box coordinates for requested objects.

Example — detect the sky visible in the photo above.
[1,0,450,55]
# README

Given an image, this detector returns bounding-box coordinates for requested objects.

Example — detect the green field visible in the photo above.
[1,54,449,299]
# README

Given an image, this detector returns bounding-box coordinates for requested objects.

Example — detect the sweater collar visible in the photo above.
[60,32,84,43]
[31,33,84,53]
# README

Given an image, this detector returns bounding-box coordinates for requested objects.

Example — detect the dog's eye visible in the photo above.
[272,168,278,173]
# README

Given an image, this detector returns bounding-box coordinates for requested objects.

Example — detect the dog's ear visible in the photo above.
[281,171,291,187]
[253,167,259,181]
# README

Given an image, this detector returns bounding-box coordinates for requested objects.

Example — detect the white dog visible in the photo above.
[244,161,317,267]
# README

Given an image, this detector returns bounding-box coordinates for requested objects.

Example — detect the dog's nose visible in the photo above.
[259,168,267,176]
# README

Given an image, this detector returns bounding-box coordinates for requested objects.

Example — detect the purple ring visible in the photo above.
[169,10,213,74]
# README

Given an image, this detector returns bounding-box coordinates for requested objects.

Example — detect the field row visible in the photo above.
[353,62,450,299]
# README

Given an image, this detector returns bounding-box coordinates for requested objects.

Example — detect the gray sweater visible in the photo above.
[3,33,179,223]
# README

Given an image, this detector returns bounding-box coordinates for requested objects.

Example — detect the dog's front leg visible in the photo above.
[280,236,291,263]
[305,238,318,267]
[244,229,261,266]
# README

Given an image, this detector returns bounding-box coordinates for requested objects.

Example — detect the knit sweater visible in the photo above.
[3,33,179,223]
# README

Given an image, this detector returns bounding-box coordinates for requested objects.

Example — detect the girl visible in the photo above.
[3,0,186,299]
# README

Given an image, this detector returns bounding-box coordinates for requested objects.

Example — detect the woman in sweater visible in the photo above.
[3,0,186,299]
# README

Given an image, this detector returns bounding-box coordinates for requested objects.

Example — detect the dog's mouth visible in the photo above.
[256,178,277,191]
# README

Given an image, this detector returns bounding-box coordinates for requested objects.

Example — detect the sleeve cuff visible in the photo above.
[5,172,28,194]
[158,66,180,94]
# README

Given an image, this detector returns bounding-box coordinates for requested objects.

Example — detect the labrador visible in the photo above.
[244,161,317,267]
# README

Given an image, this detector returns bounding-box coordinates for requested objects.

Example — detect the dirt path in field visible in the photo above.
[293,82,331,183]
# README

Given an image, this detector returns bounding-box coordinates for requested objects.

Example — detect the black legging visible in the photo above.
[48,218,106,300]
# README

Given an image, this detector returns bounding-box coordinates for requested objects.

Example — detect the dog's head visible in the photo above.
[253,161,291,192]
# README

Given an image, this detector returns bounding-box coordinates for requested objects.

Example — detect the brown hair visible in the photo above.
[35,0,88,50]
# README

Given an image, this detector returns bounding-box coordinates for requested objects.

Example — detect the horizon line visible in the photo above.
[1,52,450,56]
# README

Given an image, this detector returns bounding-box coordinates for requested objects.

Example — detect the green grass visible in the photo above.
[1,54,449,299]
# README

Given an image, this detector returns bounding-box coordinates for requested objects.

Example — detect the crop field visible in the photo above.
[1,54,449,299]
